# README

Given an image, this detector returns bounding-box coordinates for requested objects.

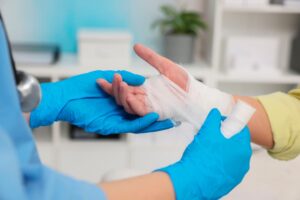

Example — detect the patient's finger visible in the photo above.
[120,82,135,114]
[97,79,113,96]
[127,94,148,116]
[113,74,122,105]
[133,87,146,95]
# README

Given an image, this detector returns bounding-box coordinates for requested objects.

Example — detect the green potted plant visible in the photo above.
[153,5,207,64]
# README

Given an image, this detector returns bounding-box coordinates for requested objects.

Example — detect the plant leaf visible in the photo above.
[152,5,207,34]
[160,5,177,17]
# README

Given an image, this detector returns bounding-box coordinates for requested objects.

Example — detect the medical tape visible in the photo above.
[142,67,256,139]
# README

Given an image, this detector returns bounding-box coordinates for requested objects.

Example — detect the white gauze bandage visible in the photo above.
[142,67,255,138]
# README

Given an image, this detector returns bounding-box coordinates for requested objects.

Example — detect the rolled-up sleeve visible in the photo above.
[257,90,300,160]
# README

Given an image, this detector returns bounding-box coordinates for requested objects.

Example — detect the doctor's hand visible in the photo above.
[29,70,174,135]
[158,109,252,200]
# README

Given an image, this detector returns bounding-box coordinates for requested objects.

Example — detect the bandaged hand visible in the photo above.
[98,44,189,117]
[99,44,255,138]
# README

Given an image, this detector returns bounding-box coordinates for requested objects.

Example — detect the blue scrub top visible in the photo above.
[0,19,106,200]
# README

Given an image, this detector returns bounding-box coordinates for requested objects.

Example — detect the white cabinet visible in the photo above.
[78,30,132,68]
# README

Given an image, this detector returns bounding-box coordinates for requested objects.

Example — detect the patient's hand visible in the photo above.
[98,73,149,116]
[97,44,189,116]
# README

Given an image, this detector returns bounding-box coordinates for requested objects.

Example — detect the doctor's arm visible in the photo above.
[16,109,249,200]
[99,109,251,200]
[100,172,175,200]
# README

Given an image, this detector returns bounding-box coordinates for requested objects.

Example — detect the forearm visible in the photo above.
[100,172,175,200]
[233,96,274,149]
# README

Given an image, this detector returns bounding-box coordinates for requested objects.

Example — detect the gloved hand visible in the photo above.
[158,109,252,200]
[30,70,174,135]
[57,97,173,134]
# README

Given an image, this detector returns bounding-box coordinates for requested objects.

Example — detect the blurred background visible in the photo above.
[1,0,300,199]
[0,0,202,53]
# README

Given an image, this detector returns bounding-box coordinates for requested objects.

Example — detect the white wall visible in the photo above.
[0,0,204,53]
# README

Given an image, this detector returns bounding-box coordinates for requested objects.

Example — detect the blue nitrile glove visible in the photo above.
[30,70,174,135]
[158,109,252,200]
[56,97,173,134]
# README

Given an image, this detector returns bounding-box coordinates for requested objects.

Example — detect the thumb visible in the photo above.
[117,112,159,133]
[137,119,174,133]
[134,43,177,75]
[133,43,188,90]
[196,108,222,137]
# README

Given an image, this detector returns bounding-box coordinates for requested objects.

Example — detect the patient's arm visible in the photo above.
[99,75,273,149]
[98,44,274,149]
[100,172,175,200]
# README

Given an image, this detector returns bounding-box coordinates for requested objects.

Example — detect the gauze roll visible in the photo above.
[143,75,208,129]
[142,67,255,138]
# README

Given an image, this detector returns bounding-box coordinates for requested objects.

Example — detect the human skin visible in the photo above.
[100,172,175,200]
[98,44,274,149]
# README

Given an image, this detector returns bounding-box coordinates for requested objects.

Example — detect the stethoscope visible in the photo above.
[0,12,41,113]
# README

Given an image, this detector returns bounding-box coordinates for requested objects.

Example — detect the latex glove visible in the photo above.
[158,109,252,200]
[30,70,174,135]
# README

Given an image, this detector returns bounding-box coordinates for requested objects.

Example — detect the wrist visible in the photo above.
[100,172,175,200]
[188,75,234,116]
[157,162,199,200]
[30,82,62,128]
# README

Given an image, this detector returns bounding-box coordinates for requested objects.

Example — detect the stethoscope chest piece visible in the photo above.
[17,71,41,113]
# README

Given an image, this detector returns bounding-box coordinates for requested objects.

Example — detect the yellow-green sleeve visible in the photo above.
[257,89,300,160]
